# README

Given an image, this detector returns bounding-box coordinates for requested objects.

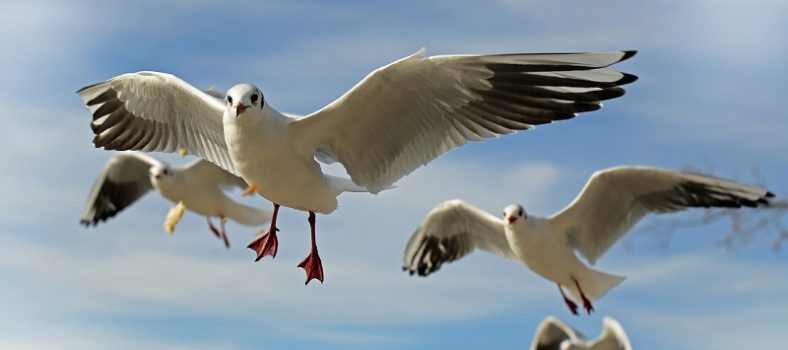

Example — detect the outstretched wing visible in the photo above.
[588,317,632,350]
[402,200,514,276]
[80,152,162,225]
[529,316,585,350]
[549,166,774,264]
[293,49,637,192]
[180,158,249,191]
[77,71,237,174]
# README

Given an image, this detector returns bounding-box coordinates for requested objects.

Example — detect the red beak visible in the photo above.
[507,216,516,224]
[235,103,248,117]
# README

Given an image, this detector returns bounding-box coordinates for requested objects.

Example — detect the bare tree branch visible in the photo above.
[627,165,786,252]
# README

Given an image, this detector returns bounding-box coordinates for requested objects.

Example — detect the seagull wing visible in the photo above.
[293,49,637,192]
[402,200,514,276]
[77,71,237,174]
[530,316,584,350]
[80,152,162,225]
[588,317,632,350]
[181,158,249,191]
[549,166,774,265]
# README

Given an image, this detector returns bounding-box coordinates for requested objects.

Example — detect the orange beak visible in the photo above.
[235,103,248,117]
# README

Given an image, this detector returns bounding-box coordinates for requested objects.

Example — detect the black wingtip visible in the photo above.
[76,81,102,94]
[617,73,639,86]
[766,191,776,198]
[620,50,638,62]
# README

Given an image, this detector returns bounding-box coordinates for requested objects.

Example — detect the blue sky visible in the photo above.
[1,0,787,349]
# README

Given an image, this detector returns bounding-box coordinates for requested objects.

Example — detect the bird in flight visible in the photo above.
[78,49,637,284]
[530,316,632,350]
[81,152,271,247]
[402,166,773,314]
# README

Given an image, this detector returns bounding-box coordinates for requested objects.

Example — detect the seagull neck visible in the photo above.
[229,105,289,132]
[258,105,290,127]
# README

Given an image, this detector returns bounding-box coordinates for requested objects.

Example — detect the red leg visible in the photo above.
[247,203,280,261]
[297,211,324,285]
[558,283,579,316]
[208,217,219,238]
[219,216,229,248]
[572,277,595,315]
[208,217,230,248]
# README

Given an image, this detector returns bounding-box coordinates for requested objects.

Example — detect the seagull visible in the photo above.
[531,316,632,350]
[77,48,637,284]
[81,151,272,247]
[402,166,773,314]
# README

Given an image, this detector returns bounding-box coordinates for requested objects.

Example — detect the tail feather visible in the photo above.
[571,268,626,302]
[328,175,395,193]
[226,203,273,226]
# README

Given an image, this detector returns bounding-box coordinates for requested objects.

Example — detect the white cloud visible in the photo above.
[1,1,786,349]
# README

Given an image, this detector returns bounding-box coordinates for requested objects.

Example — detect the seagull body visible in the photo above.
[505,214,626,309]
[78,48,638,284]
[222,96,362,214]
[81,152,272,246]
[403,166,773,314]
[531,316,632,350]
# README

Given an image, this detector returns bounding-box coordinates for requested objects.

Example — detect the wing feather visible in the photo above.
[77,71,237,175]
[530,317,584,350]
[80,152,162,225]
[181,158,249,190]
[293,49,637,192]
[588,317,633,350]
[549,166,774,264]
[402,200,514,276]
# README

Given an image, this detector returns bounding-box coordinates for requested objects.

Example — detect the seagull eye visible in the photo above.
[518,208,523,217]
[227,96,233,105]
[251,93,259,104]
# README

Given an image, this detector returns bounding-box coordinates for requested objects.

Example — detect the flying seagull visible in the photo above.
[77,48,637,284]
[81,152,272,247]
[402,166,773,314]
[530,316,632,350]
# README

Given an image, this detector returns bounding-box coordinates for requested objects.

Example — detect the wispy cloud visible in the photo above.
[2,0,786,349]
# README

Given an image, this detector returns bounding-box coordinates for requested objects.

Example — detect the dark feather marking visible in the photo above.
[85,88,117,106]
[81,178,150,226]
[639,181,772,212]
[489,72,636,88]
[405,234,471,277]
[93,114,133,148]
[92,98,123,119]
[477,88,602,113]
[491,83,626,102]
[485,62,603,73]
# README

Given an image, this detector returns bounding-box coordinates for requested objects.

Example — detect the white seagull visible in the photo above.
[77,48,637,284]
[402,166,773,314]
[530,316,632,350]
[81,152,272,247]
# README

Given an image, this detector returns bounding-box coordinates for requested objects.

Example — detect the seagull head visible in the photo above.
[226,83,264,118]
[503,204,526,225]
[149,165,172,182]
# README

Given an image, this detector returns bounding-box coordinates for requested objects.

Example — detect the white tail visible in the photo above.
[226,203,272,226]
[572,268,626,302]
[327,175,395,193]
